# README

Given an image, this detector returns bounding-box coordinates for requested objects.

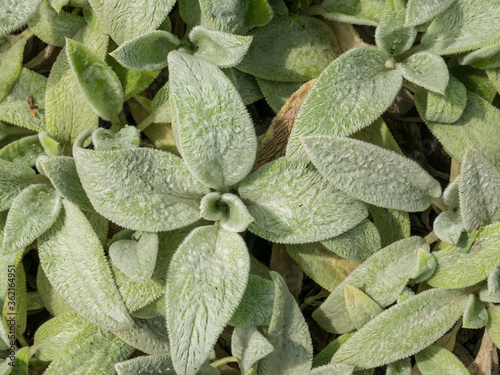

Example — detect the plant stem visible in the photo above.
[425,231,439,245]
[210,356,238,368]
[137,114,155,132]
[431,196,448,212]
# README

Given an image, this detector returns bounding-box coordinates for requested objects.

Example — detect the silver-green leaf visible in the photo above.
[375,0,416,55]
[0,0,42,37]
[0,159,37,211]
[405,0,455,26]
[115,355,175,375]
[415,345,469,375]
[397,52,449,94]
[231,326,274,375]
[0,35,27,103]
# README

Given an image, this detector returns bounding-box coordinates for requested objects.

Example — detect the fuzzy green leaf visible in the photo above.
[459,147,500,231]
[459,43,500,69]
[256,78,304,112]
[369,206,410,247]
[405,0,454,26]
[415,345,469,375]
[0,36,26,103]
[480,267,500,303]
[237,16,340,82]
[375,0,416,55]
[0,68,46,132]
[3,184,61,254]
[0,159,37,211]
[386,358,411,375]
[311,363,354,375]
[487,305,500,349]
[427,223,500,288]
[443,177,460,209]
[231,326,274,375]
[115,355,175,375]
[0,135,44,167]
[91,126,140,151]
[286,242,359,292]
[239,158,368,244]
[113,316,169,356]
[66,38,123,121]
[166,226,250,375]
[29,1,86,47]
[302,136,441,212]
[74,133,209,232]
[38,200,133,331]
[223,69,263,106]
[345,284,383,329]
[38,132,62,157]
[189,26,252,68]
[421,0,500,55]
[463,293,488,329]
[397,52,449,94]
[286,48,402,160]
[414,76,467,123]
[110,30,180,71]
[219,193,254,233]
[309,0,384,26]
[87,0,175,44]
[332,288,469,368]
[45,25,108,143]
[169,51,257,189]
[0,0,42,37]
[40,156,94,211]
[433,210,463,245]
[2,262,27,336]
[313,237,427,333]
[321,219,381,263]
[36,264,72,316]
[258,271,313,374]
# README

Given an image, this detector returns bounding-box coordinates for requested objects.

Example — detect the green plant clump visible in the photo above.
[1,0,500,374]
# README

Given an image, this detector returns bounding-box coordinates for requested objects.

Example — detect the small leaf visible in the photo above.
[302,136,442,212]
[375,0,416,55]
[309,0,384,26]
[258,271,313,374]
[87,0,175,44]
[345,285,383,329]
[38,200,133,331]
[0,159,37,211]
[150,81,171,123]
[313,237,427,333]
[459,147,500,231]
[231,326,274,375]
[38,132,62,157]
[237,16,340,82]
[166,226,250,375]
[109,232,158,280]
[487,305,500,349]
[0,35,27,103]
[286,47,402,160]
[239,158,368,244]
[321,219,381,263]
[405,0,455,26]
[113,316,169,356]
[3,184,61,254]
[169,51,257,189]
[421,0,500,55]
[397,52,449,94]
[189,26,252,68]
[0,135,44,167]
[415,345,469,375]
[433,210,463,245]
[115,355,175,375]
[28,1,86,47]
[110,30,180,71]
[414,76,467,123]
[480,267,500,303]
[386,358,411,375]
[443,177,460,209]
[219,193,254,233]
[463,294,488,329]
[256,78,304,113]
[332,288,469,368]
[66,38,123,121]
[0,0,42,37]
[74,132,209,232]
[92,126,140,151]
[200,192,222,221]
[427,223,500,288]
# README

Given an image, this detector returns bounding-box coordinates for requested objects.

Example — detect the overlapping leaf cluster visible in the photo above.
[1,0,500,374]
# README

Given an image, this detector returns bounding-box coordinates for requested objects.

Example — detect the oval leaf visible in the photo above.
[415,345,469,375]
[375,0,416,55]
[397,52,449,94]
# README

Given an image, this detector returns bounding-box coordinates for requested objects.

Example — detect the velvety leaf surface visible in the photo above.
[3,184,61,254]
[256,78,304,113]
[309,0,384,26]
[223,69,263,106]
[369,206,410,247]
[375,0,416,55]
[332,288,469,368]
[415,345,469,375]
[237,16,340,82]
[0,0,41,37]
[113,316,169,356]
[0,36,26,103]
[433,210,463,245]
[38,200,133,331]
[463,293,488,329]
[0,159,37,211]
[92,126,140,151]
[386,358,411,375]
[166,226,250,375]
[487,305,500,349]
[427,223,500,288]
[239,158,368,244]
[311,363,354,375]
[189,26,252,68]
[345,284,383,329]
[258,272,313,375]
[2,262,27,336]
[87,0,175,44]
[313,237,427,333]
[405,0,454,26]
[36,264,72,316]
[459,43,500,69]
[302,136,441,211]
[110,31,180,71]
[115,355,176,375]
[397,52,449,94]
[219,193,254,233]
[0,135,44,167]
[231,326,274,375]
[169,51,257,189]
[286,48,402,160]
[74,135,209,232]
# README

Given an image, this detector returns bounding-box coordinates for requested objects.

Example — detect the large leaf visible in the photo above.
[397,52,449,94]
[0,159,37,211]
[231,326,274,375]
[286,48,403,160]
[74,132,209,232]
[302,136,441,212]
[405,0,455,26]
[3,184,61,254]
[332,288,469,368]
[375,0,416,55]
[0,0,42,37]
[258,272,313,374]
[421,0,500,55]
[415,345,469,375]
[237,16,340,82]
[0,35,27,103]
[166,226,250,375]
[87,0,175,44]
[427,223,500,288]
[168,51,257,189]
[459,147,500,231]
[38,200,133,331]
[313,237,427,333]
[45,25,108,143]
[239,158,368,244]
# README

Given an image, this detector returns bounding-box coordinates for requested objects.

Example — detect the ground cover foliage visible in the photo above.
[1,0,500,374]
